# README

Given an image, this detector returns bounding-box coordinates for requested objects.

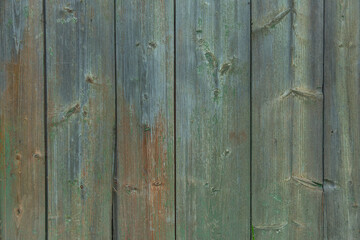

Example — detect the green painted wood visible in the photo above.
[45,1,115,239]
[0,0,45,239]
[324,1,360,239]
[176,0,250,239]
[252,1,324,239]
[115,0,175,239]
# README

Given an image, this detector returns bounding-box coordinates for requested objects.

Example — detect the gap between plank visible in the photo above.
[249,0,253,239]
[322,0,326,239]
[174,0,177,239]
[112,0,118,239]
[42,0,48,239]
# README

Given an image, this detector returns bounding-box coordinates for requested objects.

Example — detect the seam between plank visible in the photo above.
[43,0,48,239]
[249,0,253,239]
[112,0,118,239]
[174,0,177,239]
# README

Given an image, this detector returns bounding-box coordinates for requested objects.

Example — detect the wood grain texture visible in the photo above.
[0,0,45,239]
[252,0,323,239]
[115,0,175,239]
[324,1,360,239]
[46,1,115,239]
[176,0,250,239]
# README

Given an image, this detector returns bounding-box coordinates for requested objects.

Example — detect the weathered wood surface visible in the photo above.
[324,1,360,239]
[252,0,324,239]
[176,0,251,239]
[46,0,115,239]
[0,0,45,239]
[2,1,360,239]
[115,0,175,239]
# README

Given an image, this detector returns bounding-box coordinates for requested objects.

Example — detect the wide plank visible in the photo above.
[0,0,45,239]
[252,0,324,239]
[115,0,175,239]
[324,1,360,239]
[46,0,115,239]
[176,0,251,239]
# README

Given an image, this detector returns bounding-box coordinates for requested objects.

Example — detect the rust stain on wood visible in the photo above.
[0,6,45,237]
[118,94,170,240]
[229,130,248,144]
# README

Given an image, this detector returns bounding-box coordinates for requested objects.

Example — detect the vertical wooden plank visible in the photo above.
[252,0,323,239]
[0,0,45,239]
[46,1,115,239]
[176,1,250,239]
[324,1,360,239]
[115,0,175,239]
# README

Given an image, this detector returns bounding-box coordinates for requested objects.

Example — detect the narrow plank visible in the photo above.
[176,1,250,239]
[252,0,324,239]
[46,1,115,239]
[0,0,45,239]
[324,1,360,239]
[115,0,175,239]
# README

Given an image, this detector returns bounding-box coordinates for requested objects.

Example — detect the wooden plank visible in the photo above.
[324,1,360,239]
[252,0,324,239]
[115,0,175,239]
[0,0,45,239]
[45,1,115,239]
[176,1,250,239]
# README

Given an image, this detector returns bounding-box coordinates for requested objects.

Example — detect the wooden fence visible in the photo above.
[0,0,359,239]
